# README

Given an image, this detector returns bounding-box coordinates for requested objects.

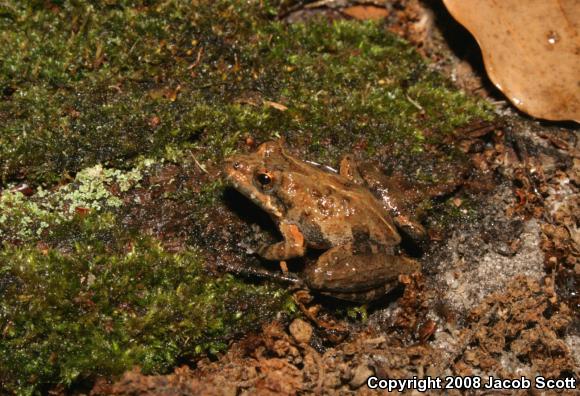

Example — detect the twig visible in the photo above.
[190,152,208,174]
[406,94,424,111]
[188,47,204,70]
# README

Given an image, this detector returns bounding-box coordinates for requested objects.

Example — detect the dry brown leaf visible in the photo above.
[263,100,288,111]
[443,0,580,122]
[342,5,389,21]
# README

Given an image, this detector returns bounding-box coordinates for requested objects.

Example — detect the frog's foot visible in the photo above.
[393,215,427,243]
[303,244,421,301]
[292,290,349,343]
[221,261,303,286]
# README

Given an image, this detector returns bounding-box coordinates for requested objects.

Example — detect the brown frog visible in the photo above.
[223,141,423,302]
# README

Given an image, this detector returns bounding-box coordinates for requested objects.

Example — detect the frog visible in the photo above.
[222,141,424,302]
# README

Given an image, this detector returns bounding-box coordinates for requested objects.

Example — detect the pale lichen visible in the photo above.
[1,163,144,244]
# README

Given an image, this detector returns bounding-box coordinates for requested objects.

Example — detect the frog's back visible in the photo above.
[276,167,400,248]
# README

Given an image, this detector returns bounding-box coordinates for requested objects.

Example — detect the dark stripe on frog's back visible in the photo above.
[280,148,355,190]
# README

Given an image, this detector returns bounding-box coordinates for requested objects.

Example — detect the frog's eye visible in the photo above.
[256,172,272,186]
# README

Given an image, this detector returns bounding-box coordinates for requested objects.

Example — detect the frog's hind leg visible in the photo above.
[320,284,395,303]
[303,244,420,296]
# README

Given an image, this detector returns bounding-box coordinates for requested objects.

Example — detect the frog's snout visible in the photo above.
[221,159,234,180]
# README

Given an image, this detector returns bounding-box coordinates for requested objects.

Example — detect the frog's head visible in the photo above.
[222,141,288,219]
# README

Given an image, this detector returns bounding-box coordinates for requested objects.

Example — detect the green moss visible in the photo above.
[1,0,492,186]
[1,157,291,394]
[0,1,496,393]
[0,215,288,394]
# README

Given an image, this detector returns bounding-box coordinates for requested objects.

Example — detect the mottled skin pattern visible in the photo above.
[223,141,421,302]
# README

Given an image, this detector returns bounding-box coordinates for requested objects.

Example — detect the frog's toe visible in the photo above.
[339,155,365,185]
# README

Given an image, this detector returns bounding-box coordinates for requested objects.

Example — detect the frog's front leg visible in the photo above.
[257,222,306,261]
[303,244,420,294]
